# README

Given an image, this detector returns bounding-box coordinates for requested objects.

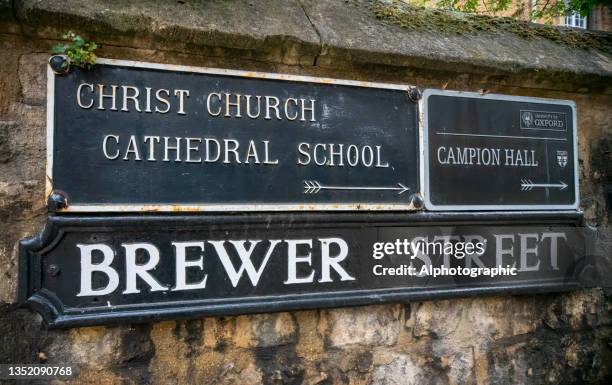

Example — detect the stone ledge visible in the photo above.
[12,0,321,66]
[308,2,611,75]
[4,0,612,89]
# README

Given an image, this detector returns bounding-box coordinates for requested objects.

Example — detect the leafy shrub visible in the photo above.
[52,31,97,69]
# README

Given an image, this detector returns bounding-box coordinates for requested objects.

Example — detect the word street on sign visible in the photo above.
[421,90,578,211]
[19,213,586,327]
[46,59,419,212]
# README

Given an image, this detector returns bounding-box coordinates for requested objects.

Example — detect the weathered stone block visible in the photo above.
[0,120,16,163]
[487,330,609,385]
[411,296,541,343]
[3,104,46,185]
[19,53,48,106]
[441,348,476,385]
[0,305,45,364]
[68,326,124,367]
[321,304,401,348]
[0,240,18,304]
[551,289,610,330]
[369,353,427,385]
[233,312,298,348]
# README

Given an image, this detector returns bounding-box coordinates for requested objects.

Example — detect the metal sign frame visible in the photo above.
[46,58,419,213]
[419,89,579,211]
[19,211,585,328]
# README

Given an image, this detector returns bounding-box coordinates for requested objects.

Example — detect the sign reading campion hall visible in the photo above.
[421,90,578,211]
[47,59,419,211]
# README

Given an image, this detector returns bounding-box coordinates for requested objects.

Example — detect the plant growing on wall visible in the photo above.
[407,0,610,23]
[52,31,98,69]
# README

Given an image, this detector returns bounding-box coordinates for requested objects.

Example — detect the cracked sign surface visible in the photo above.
[422,90,578,210]
[48,59,419,211]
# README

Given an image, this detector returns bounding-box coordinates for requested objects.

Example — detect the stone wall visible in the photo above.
[1,1,611,384]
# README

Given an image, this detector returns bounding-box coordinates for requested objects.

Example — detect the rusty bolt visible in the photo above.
[47,264,61,277]
[49,55,70,75]
[47,190,68,212]
[408,87,422,102]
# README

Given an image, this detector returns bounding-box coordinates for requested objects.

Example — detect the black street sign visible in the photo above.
[421,90,578,210]
[33,58,588,328]
[47,58,419,212]
[20,212,587,328]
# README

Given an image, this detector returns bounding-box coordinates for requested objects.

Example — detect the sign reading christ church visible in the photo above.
[47,59,419,211]
[22,57,587,328]
[421,90,578,210]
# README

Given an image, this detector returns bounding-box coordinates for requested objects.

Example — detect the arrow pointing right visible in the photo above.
[303,180,410,195]
[520,179,568,191]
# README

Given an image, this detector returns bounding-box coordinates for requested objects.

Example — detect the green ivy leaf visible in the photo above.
[52,44,66,54]
[74,36,85,47]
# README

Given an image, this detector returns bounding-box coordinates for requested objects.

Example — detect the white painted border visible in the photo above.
[46,64,54,201]
[419,89,579,211]
[47,58,417,212]
[98,58,414,90]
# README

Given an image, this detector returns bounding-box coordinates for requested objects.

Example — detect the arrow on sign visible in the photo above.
[303,180,410,195]
[520,179,568,191]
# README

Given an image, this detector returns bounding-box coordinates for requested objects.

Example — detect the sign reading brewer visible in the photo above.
[47,59,419,211]
[19,213,586,327]
[421,90,578,210]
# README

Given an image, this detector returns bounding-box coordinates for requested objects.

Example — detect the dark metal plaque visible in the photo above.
[422,90,578,210]
[47,59,419,212]
[20,212,587,328]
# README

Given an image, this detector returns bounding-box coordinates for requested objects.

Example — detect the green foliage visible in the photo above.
[529,1,567,24]
[52,32,98,69]
[433,0,513,13]
[407,0,611,24]
[568,0,611,16]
